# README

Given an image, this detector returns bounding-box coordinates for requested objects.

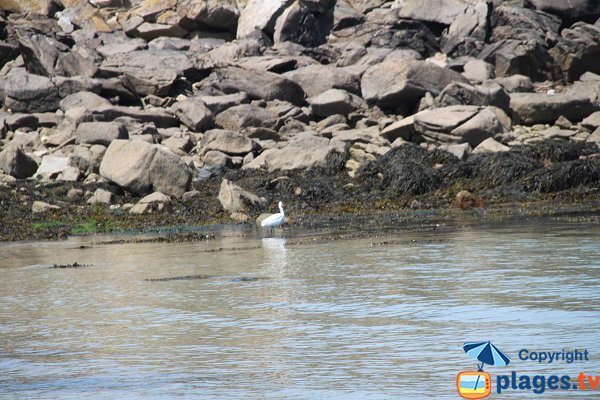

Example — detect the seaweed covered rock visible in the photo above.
[512,140,583,163]
[357,144,446,196]
[466,151,543,188]
[523,159,600,192]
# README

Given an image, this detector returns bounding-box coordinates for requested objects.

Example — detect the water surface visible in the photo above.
[1,220,599,399]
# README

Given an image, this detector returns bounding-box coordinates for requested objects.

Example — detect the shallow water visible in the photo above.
[1,220,599,399]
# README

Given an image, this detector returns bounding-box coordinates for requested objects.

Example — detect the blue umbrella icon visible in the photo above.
[463,341,510,392]
[464,341,511,371]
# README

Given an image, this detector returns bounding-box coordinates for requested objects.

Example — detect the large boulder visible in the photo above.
[205,67,305,105]
[99,139,191,197]
[17,32,99,78]
[478,39,556,82]
[283,64,361,97]
[524,0,600,23]
[442,1,491,57]
[60,91,112,112]
[148,146,192,197]
[436,81,510,111]
[100,50,196,96]
[360,59,468,108]
[1,68,60,113]
[414,105,504,147]
[0,144,38,179]
[510,92,599,124]
[178,0,240,32]
[243,133,347,172]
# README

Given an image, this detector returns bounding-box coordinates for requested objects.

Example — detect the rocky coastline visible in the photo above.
[1,0,600,241]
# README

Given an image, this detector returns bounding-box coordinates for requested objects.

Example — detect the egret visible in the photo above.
[261,201,285,235]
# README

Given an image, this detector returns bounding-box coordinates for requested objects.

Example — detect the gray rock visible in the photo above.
[582,111,600,130]
[129,192,171,214]
[87,188,113,205]
[237,0,294,38]
[34,156,72,180]
[524,0,600,22]
[97,39,148,57]
[284,64,361,97]
[462,59,495,83]
[218,178,265,213]
[494,74,534,93]
[60,91,112,112]
[308,89,361,117]
[215,104,280,131]
[442,1,490,56]
[198,92,250,114]
[90,106,179,128]
[444,142,472,160]
[1,68,60,113]
[397,0,476,25]
[549,22,600,82]
[414,105,503,147]
[134,23,188,42]
[69,144,106,175]
[148,146,192,197]
[53,76,103,98]
[18,33,99,78]
[100,140,191,197]
[472,137,510,154]
[32,201,60,214]
[179,1,240,31]
[201,130,259,156]
[76,122,129,146]
[436,81,510,111]
[361,59,468,108]
[162,135,194,155]
[99,139,156,194]
[67,188,84,199]
[587,127,600,144]
[0,144,38,179]
[243,133,347,172]
[205,66,305,105]
[510,92,599,124]
[380,116,418,142]
[172,99,214,132]
[101,50,195,96]
[478,39,556,82]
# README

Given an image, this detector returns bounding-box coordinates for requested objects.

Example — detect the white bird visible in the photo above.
[261,201,285,235]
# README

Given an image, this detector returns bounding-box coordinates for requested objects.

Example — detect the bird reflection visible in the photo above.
[261,237,288,274]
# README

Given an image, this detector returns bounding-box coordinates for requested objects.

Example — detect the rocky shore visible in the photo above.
[1,0,600,241]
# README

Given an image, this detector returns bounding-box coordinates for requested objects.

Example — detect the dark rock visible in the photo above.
[523,159,600,192]
[0,41,19,70]
[478,39,557,81]
[524,0,600,23]
[466,151,543,188]
[0,144,38,179]
[18,32,99,77]
[90,106,179,128]
[550,22,600,82]
[357,145,442,196]
[436,81,511,111]
[273,0,334,47]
